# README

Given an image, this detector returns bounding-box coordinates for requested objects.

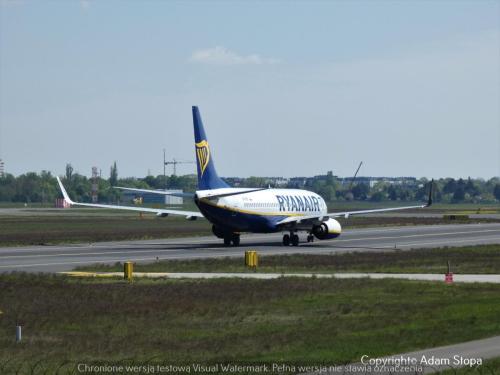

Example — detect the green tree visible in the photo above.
[109,162,118,187]
[388,185,398,201]
[370,191,385,202]
[465,178,479,197]
[452,187,465,202]
[39,170,57,203]
[352,183,369,200]
[318,185,335,202]
[325,171,334,186]
[443,179,456,194]
[244,177,267,188]
[65,163,74,182]
[0,174,16,201]
[494,184,500,201]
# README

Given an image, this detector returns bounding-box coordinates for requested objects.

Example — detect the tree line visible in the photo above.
[237,173,500,204]
[0,164,499,204]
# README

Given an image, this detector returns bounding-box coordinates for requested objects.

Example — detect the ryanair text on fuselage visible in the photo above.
[276,195,321,212]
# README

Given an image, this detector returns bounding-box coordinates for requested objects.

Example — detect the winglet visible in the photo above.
[56,176,74,205]
[426,179,433,207]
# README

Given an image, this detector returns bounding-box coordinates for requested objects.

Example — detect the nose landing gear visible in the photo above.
[223,233,240,247]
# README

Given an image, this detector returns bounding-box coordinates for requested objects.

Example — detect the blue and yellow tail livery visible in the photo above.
[192,106,229,190]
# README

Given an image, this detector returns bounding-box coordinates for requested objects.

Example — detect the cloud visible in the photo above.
[189,46,280,66]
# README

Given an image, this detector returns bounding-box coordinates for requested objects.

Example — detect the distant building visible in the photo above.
[223,177,244,187]
[264,177,289,187]
[0,159,4,178]
[340,176,417,187]
[55,198,70,208]
[289,177,308,187]
[164,190,183,205]
[120,189,183,205]
[224,176,290,187]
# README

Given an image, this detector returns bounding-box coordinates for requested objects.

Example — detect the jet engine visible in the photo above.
[312,218,342,240]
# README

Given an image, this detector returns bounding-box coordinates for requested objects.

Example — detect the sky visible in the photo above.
[0,0,499,179]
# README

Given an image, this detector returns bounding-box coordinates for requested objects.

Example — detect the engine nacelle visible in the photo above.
[312,218,342,240]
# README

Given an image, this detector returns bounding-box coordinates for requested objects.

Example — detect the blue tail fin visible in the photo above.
[192,106,229,190]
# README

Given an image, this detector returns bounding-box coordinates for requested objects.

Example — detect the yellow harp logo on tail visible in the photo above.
[195,140,210,176]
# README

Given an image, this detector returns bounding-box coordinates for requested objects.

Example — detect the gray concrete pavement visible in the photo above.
[1,223,499,273]
[60,271,500,283]
[303,336,500,374]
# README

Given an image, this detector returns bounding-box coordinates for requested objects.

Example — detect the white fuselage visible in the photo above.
[195,188,328,233]
[197,188,327,216]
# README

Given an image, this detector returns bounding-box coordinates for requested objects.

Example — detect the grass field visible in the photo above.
[1,273,500,374]
[0,214,212,246]
[0,207,498,247]
[77,244,500,275]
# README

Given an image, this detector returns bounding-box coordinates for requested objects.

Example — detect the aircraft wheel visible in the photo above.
[231,234,240,246]
[291,234,299,246]
[307,234,314,243]
[223,236,231,246]
[282,234,290,246]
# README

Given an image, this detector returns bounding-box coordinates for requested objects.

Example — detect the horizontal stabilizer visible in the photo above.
[199,188,268,199]
[114,186,195,199]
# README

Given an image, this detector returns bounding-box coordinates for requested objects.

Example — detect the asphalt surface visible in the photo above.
[305,335,500,374]
[1,223,499,273]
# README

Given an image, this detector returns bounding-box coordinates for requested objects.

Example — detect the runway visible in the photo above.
[1,223,499,273]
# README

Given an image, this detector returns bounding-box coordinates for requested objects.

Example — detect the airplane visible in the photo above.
[56,106,433,247]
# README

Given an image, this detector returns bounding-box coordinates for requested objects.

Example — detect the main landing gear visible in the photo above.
[223,233,240,247]
[282,232,299,246]
[282,232,315,246]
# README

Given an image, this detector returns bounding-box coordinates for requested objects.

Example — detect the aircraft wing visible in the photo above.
[114,186,195,199]
[277,180,433,226]
[327,203,428,219]
[276,201,428,226]
[56,177,204,219]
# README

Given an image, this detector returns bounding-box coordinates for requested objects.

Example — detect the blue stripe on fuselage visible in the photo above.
[196,200,288,233]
